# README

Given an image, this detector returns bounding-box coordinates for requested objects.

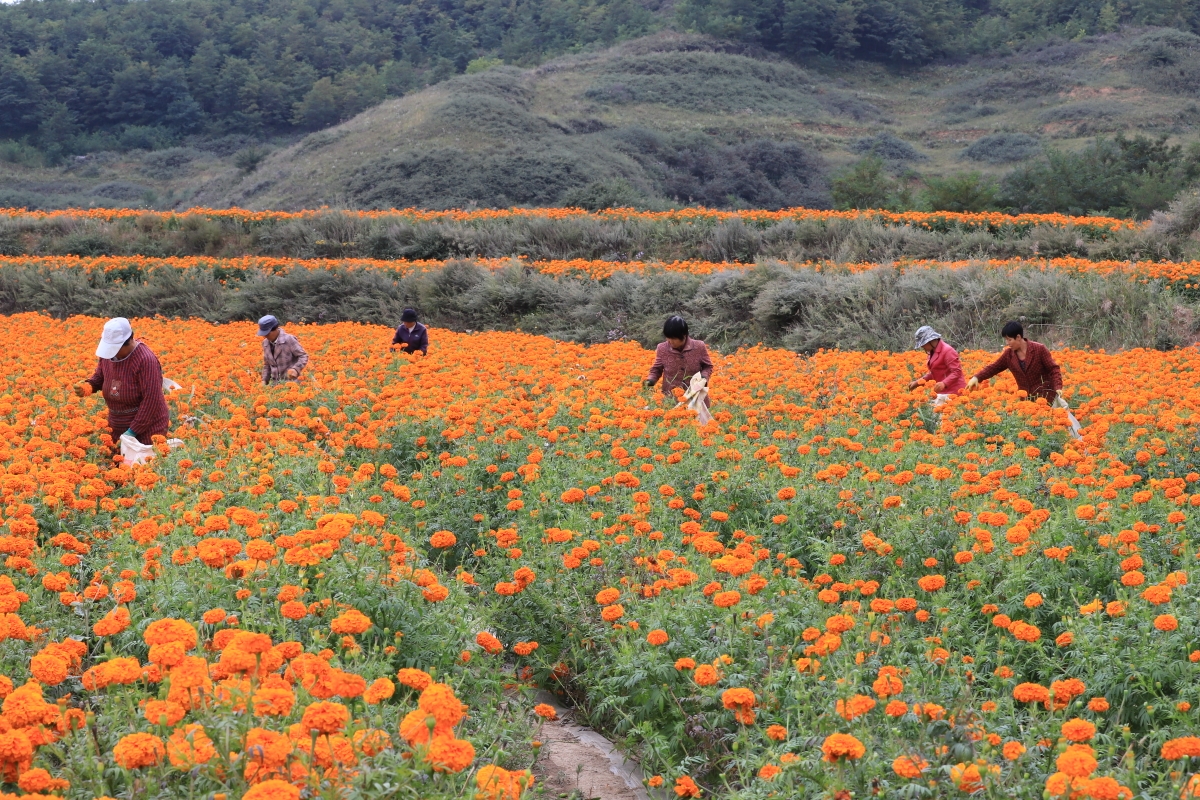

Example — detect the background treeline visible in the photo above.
[0,258,1191,354]
[3,0,1200,160]
[4,199,1199,263]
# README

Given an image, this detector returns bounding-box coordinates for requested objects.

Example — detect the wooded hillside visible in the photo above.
[3,0,1199,155]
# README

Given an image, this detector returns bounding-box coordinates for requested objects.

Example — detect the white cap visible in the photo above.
[97,317,133,359]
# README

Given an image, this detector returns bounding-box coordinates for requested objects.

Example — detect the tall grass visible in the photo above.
[1,258,1190,352]
[0,211,1192,263]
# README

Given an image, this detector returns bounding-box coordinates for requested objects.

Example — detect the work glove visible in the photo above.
[124,429,137,439]
[286,368,299,379]
[73,383,92,398]
[966,377,980,391]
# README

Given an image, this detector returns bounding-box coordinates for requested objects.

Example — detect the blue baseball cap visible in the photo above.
[256,315,279,336]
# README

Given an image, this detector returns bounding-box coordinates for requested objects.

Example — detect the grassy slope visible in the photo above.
[3,29,1197,211]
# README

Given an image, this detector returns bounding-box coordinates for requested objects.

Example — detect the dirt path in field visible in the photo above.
[530,693,656,800]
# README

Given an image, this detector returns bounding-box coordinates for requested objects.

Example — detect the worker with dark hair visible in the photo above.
[967,320,1062,401]
[644,315,713,402]
[391,308,428,355]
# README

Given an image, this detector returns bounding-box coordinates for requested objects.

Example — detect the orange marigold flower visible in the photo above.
[712,591,741,608]
[1002,741,1026,760]
[300,701,350,735]
[693,665,719,686]
[113,732,165,770]
[425,736,476,773]
[1061,718,1096,742]
[167,724,216,769]
[1013,683,1050,704]
[836,694,876,720]
[419,682,466,728]
[821,733,865,762]
[892,755,929,778]
[243,780,301,800]
[1056,744,1097,778]
[476,631,504,654]
[1155,614,1179,631]
[429,530,457,548]
[1162,736,1200,760]
[916,574,946,592]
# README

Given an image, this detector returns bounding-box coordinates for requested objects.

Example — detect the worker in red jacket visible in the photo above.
[967,320,1062,401]
[73,317,171,446]
[907,325,965,406]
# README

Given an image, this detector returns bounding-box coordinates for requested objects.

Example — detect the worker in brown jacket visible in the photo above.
[966,320,1062,401]
[644,316,714,404]
[258,315,309,384]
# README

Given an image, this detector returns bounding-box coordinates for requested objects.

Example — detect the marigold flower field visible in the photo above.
[8,254,1200,285]
[0,206,1137,234]
[1,313,1199,799]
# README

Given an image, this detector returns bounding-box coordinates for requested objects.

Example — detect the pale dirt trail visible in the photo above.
[530,693,657,800]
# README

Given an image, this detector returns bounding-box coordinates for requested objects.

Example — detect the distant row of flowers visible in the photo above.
[0,205,1139,233]
[6,253,1199,284]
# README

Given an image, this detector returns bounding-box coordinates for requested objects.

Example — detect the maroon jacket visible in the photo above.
[973,340,1063,401]
[85,342,171,443]
[646,338,714,397]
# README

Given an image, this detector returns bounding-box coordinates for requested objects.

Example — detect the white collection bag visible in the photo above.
[119,434,184,465]
[1052,394,1084,441]
[679,374,714,425]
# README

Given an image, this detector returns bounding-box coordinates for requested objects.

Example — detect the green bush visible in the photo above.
[922,172,1000,212]
[831,157,913,210]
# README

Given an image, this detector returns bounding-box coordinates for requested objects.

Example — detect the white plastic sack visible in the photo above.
[1052,394,1083,441]
[163,378,182,392]
[679,373,713,425]
[119,433,184,465]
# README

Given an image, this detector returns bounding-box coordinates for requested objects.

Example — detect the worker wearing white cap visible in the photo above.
[73,318,171,446]
[258,315,309,384]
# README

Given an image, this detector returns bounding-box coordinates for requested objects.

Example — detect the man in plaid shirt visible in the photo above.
[74,318,171,445]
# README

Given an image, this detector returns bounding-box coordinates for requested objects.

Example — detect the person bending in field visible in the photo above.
[73,317,170,446]
[391,307,428,355]
[967,320,1062,400]
[967,320,1081,438]
[644,315,713,405]
[907,325,965,407]
[258,315,309,384]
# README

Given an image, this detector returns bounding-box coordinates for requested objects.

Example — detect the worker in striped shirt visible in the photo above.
[73,317,171,446]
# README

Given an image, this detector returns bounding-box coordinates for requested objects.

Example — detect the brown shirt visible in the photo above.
[646,338,714,397]
[973,340,1063,401]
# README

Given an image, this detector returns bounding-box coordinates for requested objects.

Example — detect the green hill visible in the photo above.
[3,29,1200,213]
[190,30,1200,211]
